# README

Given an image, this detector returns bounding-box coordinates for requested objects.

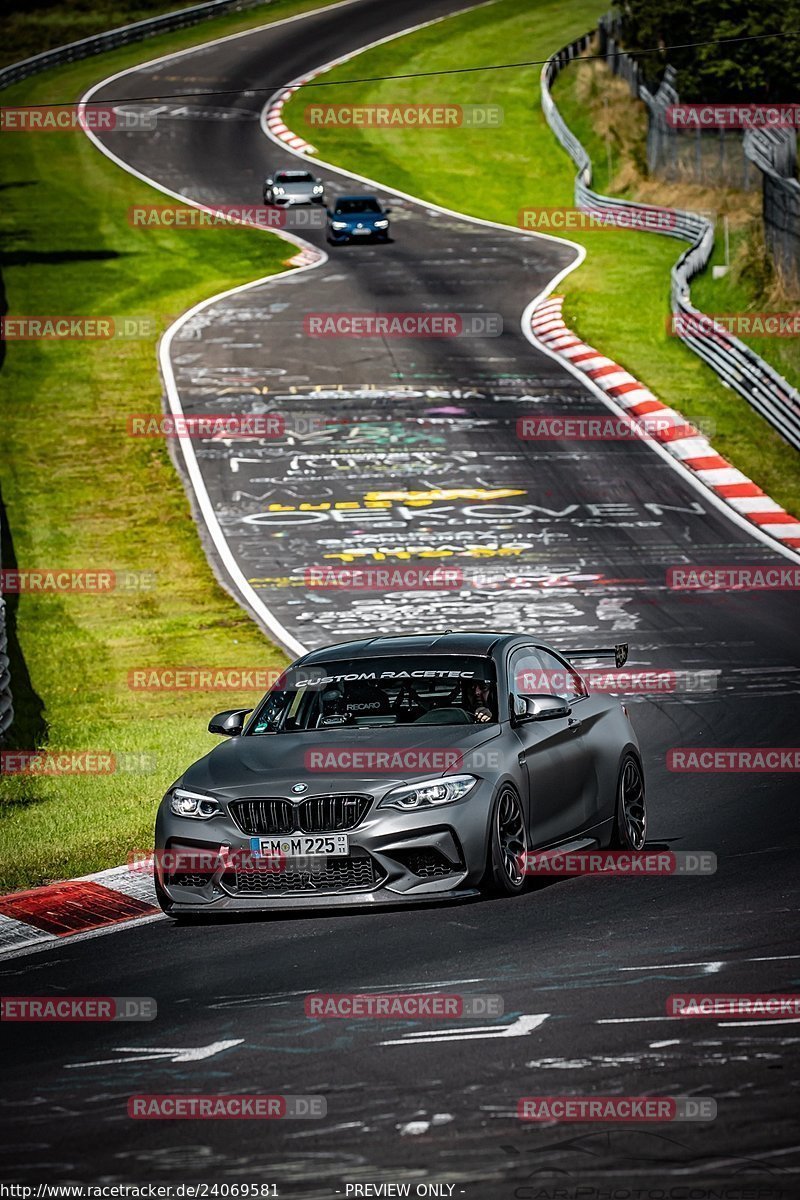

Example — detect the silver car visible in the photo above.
[263,168,324,205]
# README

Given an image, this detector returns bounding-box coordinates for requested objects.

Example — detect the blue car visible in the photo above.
[327,194,391,244]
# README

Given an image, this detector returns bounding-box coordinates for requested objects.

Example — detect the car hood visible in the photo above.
[179,723,501,798]
[334,211,383,223]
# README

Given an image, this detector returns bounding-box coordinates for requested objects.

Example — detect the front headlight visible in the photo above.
[169,788,221,820]
[313,184,323,194]
[378,774,477,811]
[330,220,349,230]
[374,218,389,228]
[273,186,284,196]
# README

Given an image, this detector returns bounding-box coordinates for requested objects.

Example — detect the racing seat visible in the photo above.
[342,680,393,721]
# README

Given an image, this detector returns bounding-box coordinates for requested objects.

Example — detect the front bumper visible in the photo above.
[270,193,324,205]
[155,783,493,913]
[328,225,388,241]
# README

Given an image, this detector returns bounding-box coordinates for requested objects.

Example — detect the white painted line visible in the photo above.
[66,1037,244,1069]
[597,1016,681,1024]
[380,1013,549,1045]
[619,954,800,971]
[76,5,376,658]
[724,1018,800,1027]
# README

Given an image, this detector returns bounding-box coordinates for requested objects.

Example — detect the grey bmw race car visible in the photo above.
[154,632,647,917]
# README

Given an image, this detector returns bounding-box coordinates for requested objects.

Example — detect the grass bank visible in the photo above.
[0,0,342,892]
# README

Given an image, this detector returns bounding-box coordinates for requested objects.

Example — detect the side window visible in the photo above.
[509,648,546,699]
[508,646,587,705]
[535,649,587,702]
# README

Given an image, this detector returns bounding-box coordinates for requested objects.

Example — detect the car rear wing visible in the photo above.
[562,643,629,669]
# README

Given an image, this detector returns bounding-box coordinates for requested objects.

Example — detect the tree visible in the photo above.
[613,0,800,101]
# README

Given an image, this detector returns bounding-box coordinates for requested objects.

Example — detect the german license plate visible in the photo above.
[250,835,349,858]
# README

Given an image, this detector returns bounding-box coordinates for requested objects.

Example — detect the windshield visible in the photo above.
[334,198,382,214]
[276,171,314,183]
[250,656,498,733]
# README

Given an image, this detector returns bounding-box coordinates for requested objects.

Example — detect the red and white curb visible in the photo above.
[0,864,158,955]
[530,296,800,550]
[264,80,317,155]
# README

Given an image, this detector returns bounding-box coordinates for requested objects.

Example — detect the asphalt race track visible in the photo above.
[2,0,799,1195]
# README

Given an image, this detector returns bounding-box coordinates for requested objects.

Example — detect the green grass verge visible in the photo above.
[0,0,344,893]
[2,0,335,68]
[284,0,800,517]
[4,0,200,67]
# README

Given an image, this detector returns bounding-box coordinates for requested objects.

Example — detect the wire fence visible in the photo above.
[598,12,800,283]
[540,33,800,452]
[598,16,758,192]
[743,127,800,292]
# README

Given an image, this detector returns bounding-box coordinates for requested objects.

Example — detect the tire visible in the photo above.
[610,755,647,850]
[484,785,530,897]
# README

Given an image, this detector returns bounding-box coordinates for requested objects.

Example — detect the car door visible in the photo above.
[508,645,596,845]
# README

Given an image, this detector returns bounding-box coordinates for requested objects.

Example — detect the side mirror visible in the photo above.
[513,693,571,722]
[384,207,392,214]
[208,708,252,736]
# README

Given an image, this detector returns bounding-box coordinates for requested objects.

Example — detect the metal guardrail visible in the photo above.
[541,34,800,452]
[0,0,273,91]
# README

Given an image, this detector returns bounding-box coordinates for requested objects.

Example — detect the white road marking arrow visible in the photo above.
[379,1013,549,1046]
[65,1038,243,1068]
